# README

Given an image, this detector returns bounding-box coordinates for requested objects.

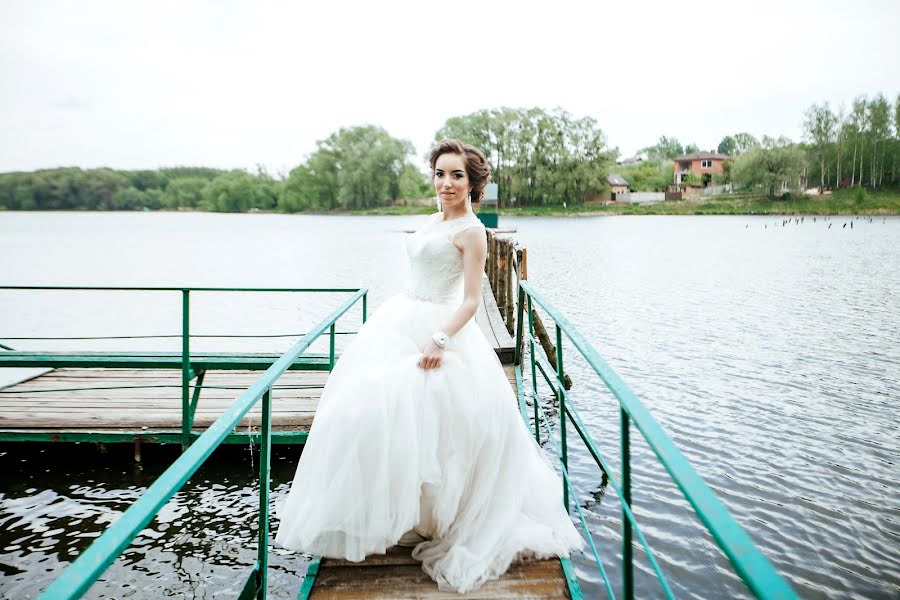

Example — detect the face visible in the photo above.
[433,153,472,212]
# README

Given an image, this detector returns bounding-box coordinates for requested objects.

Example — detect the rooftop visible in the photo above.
[673,151,732,161]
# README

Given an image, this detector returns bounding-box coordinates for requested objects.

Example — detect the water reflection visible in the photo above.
[0,444,308,598]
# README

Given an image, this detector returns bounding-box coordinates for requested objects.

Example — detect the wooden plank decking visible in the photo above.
[0,365,519,439]
[304,545,573,599]
[475,275,516,364]
[0,284,518,441]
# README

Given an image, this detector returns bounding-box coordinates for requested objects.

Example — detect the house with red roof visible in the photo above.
[671,151,732,194]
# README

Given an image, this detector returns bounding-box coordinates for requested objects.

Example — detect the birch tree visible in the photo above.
[803,103,837,188]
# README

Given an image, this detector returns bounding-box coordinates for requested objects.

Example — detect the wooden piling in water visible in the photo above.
[483,229,572,387]
[531,309,573,390]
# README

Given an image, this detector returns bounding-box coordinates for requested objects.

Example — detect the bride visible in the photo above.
[274,139,581,593]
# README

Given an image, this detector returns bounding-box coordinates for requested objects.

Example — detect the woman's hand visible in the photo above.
[418,340,444,369]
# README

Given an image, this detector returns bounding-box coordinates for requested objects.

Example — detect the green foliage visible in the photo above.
[398,164,430,200]
[639,136,700,160]
[804,92,899,189]
[616,159,672,192]
[732,136,806,196]
[718,133,760,157]
[280,125,419,211]
[162,177,208,209]
[682,171,702,185]
[202,170,277,212]
[435,107,614,206]
[717,136,736,155]
[803,102,838,187]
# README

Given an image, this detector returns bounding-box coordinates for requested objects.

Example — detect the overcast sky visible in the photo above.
[1,0,898,175]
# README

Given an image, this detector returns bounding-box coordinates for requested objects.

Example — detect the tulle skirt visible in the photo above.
[274,293,582,593]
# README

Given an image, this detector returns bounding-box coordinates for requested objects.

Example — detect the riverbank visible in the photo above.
[344,190,900,217]
[3,191,898,217]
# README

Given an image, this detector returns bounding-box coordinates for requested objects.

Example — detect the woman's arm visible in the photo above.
[417,226,487,369]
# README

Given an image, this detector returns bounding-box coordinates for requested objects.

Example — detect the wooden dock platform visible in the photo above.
[0,366,518,443]
[301,545,575,599]
[0,282,517,444]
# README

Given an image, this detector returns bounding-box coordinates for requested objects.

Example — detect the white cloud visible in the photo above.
[1,0,897,172]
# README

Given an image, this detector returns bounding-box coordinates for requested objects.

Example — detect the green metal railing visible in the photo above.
[515,281,796,600]
[0,286,367,448]
[21,287,368,599]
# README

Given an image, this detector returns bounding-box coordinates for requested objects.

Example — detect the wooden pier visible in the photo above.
[0,364,519,443]
[0,276,516,445]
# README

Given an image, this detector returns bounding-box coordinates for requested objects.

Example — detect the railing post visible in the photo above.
[257,387,273,599]
[181,289,190,451]
[329,323,336,370]
[362,291,368,324]
[514,285,525,365]
[556,323,568,511]
[527,295,539,443]
[622,408,634,600]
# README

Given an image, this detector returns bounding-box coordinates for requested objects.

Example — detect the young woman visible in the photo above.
[275,139,581,593]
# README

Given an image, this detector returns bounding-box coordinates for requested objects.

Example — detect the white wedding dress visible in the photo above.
[274,208,582,593]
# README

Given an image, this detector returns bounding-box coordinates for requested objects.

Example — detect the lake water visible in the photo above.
[1,212,898,598]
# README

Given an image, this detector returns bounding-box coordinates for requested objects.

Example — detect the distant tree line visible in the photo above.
[615,92,899,198]
[801,93,898,190]
[1,95,897,211]
[726,93,899,197]
[434,107,615,206]
[0,126,432,212]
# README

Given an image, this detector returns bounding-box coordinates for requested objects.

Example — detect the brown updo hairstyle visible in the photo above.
[428,139,492,205]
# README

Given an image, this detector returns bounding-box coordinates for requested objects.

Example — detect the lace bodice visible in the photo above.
[406,210,485,303]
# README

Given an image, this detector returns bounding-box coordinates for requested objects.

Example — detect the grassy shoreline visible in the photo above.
[344,191,900,217]
[4,192,898,217]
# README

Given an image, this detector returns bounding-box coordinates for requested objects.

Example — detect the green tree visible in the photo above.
[717,136,737,155]
[298,125,414,209]
[867,93,891,188]
[718,132,759,156]
[803,102,838,188]
[849,96,868,186]
[162,177,209,209]
[202,170,273,212]
[617,160,672,192]
[641,136,685,160]
[732,136,806,196]
[435,107,613,206]
[398,164,430,200]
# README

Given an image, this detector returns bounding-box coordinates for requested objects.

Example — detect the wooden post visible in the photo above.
[516,248,526,362]
[497,239,508,330]
[532,308,573,390]
[491,235,500,300]
[521,247,528,280]
[505,241,514,333]
[487,233,495,287]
